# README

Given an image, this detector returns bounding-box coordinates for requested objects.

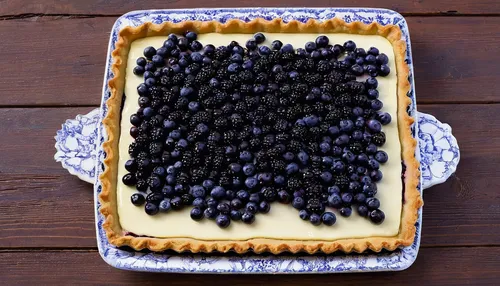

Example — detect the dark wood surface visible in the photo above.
[1,1,498,284]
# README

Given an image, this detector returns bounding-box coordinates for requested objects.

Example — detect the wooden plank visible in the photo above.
[0,105,498,248]
[1,0,499,15]
[1,248,499,284]
[0,17,499,106]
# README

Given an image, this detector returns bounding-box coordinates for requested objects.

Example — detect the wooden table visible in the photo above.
[1,0,499,284]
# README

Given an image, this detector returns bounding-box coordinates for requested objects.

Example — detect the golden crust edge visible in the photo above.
[100,18,423,254]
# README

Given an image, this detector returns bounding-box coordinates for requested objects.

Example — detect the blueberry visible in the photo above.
[130,193,145,206]
[217,202,231,215]
[187,207,203,221]
[243,163,256,176]
[366,77,378,88]
[145,77,156,86]
[192,197,206,209]
[296,48,308,57]
[122,173,137,186]
[292,197,306,210]
[339,206,352,217]
[310,50,321,59]
[171,64,182,73]
[299,209,310,220]
[365,143,377,155]
[319,142,330,154]
[355,57,364,65]
[204,207,218,220]
[253,32,266,44]
[366,163,381,178]
[245,39,257,50]
[377,64,390,76]
[152,54,164,67]
[281,152,293,161]
[365,54,376,64]
[376,53,389,65]
[229,210,242,221]
[328,126,340,136]
[144,62,156,72]
[125,159,137,172]
[229,198,243,210]
[211,186,226,200]
[350,64,364,76]
[246,202,258,214]
[281,44,294,53]
[145,202,159,215]
[259,201,271,213]
[178,37,189,50]
[335,134,350,146]
[304,115,319,127]
[241,212,255,224]
[320,171,333,183]
[257,173,272,184]
[297,151,309,165]
[322,156,333,166]
[242,59,254,70]
[367,46,379,56]
[368,158,380,170]
[286,163,299,174]
[367,119,382,133]
[343,40,356,52]
[227,62,240,73]
[136,57,147,67]
[310,213,321,225]
[190,185,206,198]
[367,88,379,99]
[375,151,388,163]
[352,130,363,141]
[366,197,381,210]
[305,41,317,52]
[259,46,271,55]
[277,190,291,203]
[369,209,385,224]
[357,205,369,217]
[239,150,253,162]
[271,40,283,50]
[327,186,340,195]
[274,175,285,185]
[143,46,156,59]
[377,112,392,125]
[322,212,336,226]
[342,151,355,163]
[206,198,218,209]
[133,65,145,75]
[293,191,303,198]
[370,99,383,111]
[245,177,258,189]
[315,35,329,47]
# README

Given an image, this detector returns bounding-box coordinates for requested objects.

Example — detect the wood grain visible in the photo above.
[1,248,499,285]
[0,17,499,106]
[0,0,499,15]
[0,105,499,248]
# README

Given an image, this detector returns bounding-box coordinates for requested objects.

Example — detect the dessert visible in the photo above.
[100,18,422,254]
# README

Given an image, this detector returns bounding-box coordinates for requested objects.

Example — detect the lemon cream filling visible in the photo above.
[116,33,402,240]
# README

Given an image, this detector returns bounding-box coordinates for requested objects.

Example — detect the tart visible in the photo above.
[100,18,422,254]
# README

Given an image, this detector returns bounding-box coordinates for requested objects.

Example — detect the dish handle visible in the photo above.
[54,108,459,189]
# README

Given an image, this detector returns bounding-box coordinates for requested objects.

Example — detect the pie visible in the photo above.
[99,18,423,254]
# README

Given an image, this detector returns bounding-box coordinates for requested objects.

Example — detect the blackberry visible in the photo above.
[176,173,190,186]
[238,70,254,83]
[194,68,214,85]
[274,72,287,83]
[219,172,232,187]
[285,106,301,121]
[371,132,386,146]
[308,127,321,138]
[220,80,234,91]
[175,97,189,110]
[150,128,164,141]
[128,142,142,157]
[221,103,235,115]
[160,76,172,86]
[334,175,350,190]
[150,98,163,109]
[249,138,262,151]
[181,193,194,205]
[230,114,244,127]
[158,105,170,116]
[291,126,308,139]
[352,94,368,107]
[214,46,230,60]
[364,108,376,119]
[279,84,291,95]
[148,141,162,156]
[339,106,352,119]
[304,73,322,86]
[275,133,290,143]
[214,117,228,129]
[203,97,217,108]
[287,177,301,190]
[148,86,162,99]
[271,159,286,173]
[167,110,184,122]
[274,119,289,132]
[321,83,334,94]
[346,81,365,94]
[181,151,193,168]
[240,83,252,94]
[316,60,331,73]
[292,83,308,96]
[162,90,177,104]
[255,72,269,84]
[171,73,185,85]
[335,94,351,106]
[324,70,345,84]
[306,198,325,214]
[262,187,278,202]
[349,142,364,154]
[223,130,236,144]
[197,85,212,100]
[262,94,278,107]
[312,102,325,114]
[305,184,323,199]
[287,140,302,152]
[235,101,247,113]
[216,67,229,79]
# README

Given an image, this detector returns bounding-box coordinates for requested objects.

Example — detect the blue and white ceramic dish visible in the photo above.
[55,7,460,273]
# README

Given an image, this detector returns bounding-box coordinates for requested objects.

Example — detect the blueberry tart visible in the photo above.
[100,18,422,254]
